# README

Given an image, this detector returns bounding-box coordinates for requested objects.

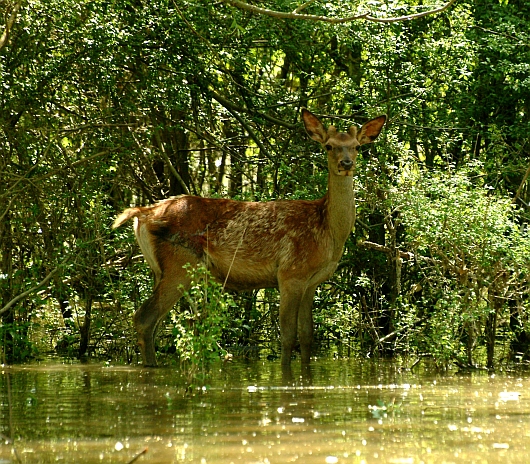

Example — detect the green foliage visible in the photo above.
[170,264,241,381]
[0,0,529,368]
[395,165,529,367]
[401,166,519,265]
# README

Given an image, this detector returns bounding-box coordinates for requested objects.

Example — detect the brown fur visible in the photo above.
[113,109,386,367]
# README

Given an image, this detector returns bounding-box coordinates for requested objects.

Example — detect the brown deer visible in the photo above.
[113,109,386,367]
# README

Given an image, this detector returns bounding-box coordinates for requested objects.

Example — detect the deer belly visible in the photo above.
[206,257,279,291]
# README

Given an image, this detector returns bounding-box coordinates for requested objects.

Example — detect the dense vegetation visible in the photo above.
[1,0,529,370]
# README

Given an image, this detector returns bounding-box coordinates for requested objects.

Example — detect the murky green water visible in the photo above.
[1,359,529,463]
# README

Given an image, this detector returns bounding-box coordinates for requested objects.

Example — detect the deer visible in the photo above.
[113,109,386,367]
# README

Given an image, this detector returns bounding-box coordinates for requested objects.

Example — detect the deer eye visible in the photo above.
[325,144,332,151]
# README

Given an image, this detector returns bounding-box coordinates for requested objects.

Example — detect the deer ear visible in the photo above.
[302,108,328,144]
[358,115,387,145]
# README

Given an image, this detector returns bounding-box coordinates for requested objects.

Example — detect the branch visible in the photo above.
[378,316,428,343]
[222,0,367,23]
[359,240,414,260]
[0,268,58,316]
[126,447,148,464]
[24,149,114,187]
[293,0,318,14]
[222,0,459,23]
[0,1,22,51]
[209,88,297,130]
[153,130,191,195]
[225,108,273,162]
[513,158,530,205]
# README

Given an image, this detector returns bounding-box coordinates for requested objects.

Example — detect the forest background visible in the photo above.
[1,0,529,371]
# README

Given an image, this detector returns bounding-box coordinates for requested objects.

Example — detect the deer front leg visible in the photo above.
[298,284,317,364]
[278,280,306,365]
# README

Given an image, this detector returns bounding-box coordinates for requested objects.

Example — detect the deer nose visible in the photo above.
[340,159,354,170]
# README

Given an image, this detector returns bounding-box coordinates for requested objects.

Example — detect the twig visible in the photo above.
[7,149,116,189]
[0,197,15,224]
[0,160,41,199]
[513,159,530,204]
[293,0,317,14]
[126,447,148,464]
[377,316,427,344]
[409,357,421,371]
[473,25,530,49]
[222,225,248,291]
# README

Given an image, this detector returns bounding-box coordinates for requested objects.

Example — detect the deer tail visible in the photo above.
[112,207,142,229]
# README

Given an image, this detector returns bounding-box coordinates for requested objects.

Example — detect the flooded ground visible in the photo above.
[1,358,529,463]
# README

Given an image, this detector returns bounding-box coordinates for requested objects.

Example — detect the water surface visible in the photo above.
[1,359,529,463]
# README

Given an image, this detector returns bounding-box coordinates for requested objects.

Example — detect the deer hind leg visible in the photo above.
[134,251,196,367]
[133,281,186,367]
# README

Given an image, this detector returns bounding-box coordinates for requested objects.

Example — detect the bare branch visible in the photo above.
[222,0,459,24]
[222,0,367,23]
[366,0,458,23]
[359,240,414,260]
[513,152,530,205]
[153,130,191,195]
[0,268,58,317]
[209,88,297,130]
[126,447,148,464]
[293,0,318,14]
[224,107,274,162]
[0,1,22,51]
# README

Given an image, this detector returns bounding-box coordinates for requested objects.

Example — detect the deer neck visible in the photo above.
[325,172,356,248]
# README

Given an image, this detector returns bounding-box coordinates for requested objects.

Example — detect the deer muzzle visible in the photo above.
[339,158,354,174]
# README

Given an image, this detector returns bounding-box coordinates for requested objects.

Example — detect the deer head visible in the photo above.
[302,108,387,177]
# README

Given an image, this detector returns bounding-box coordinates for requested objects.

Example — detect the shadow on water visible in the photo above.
[1,358,530,463]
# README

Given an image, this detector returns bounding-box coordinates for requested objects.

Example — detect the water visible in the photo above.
[1,359,530,463]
